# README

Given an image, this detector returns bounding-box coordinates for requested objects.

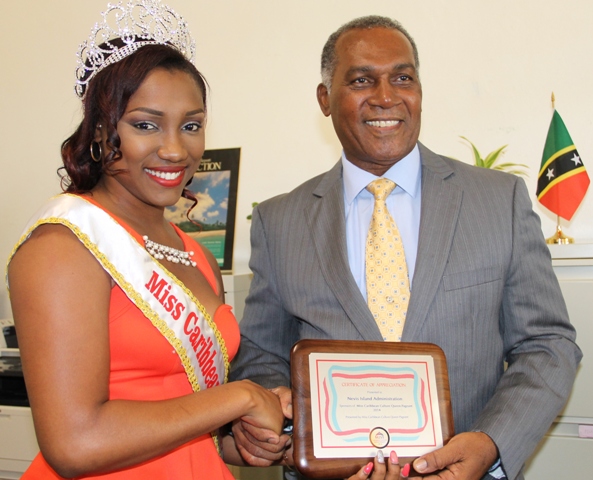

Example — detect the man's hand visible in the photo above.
[232,386,294,467]
[232,421,291,466]
[411,432,498,479]
[270,386,293,419]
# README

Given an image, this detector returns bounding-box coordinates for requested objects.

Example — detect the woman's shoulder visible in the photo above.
[10,222,101,270]
[7,221,111,299]
[11,220,86,261]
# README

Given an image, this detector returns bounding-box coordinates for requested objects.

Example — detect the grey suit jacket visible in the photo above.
[231,144,582,480]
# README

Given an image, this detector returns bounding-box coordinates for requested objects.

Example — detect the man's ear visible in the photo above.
[316,83,331,117]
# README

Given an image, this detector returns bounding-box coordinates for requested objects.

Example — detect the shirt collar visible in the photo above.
[342,144,421,206]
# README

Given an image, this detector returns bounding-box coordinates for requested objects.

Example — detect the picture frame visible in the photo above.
[165,148,240,273]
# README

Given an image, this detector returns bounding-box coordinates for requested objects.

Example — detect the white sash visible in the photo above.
[8,194,229,393]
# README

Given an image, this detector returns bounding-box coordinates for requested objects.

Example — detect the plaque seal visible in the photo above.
[369,427,390,449]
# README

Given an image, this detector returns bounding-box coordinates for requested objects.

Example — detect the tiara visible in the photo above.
[75,0,195,97]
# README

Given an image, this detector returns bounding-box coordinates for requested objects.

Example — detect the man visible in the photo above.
[230,16,581,480]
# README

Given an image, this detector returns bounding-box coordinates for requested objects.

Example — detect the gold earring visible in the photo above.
[90,141,102,163]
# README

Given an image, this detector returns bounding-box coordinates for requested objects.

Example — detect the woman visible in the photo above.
[7,1,402,479]
[7,1,284,478]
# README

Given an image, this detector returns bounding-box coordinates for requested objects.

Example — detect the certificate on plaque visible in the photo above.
[290,340,454,479]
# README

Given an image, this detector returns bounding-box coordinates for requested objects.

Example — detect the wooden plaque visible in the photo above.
[290,340,454,479]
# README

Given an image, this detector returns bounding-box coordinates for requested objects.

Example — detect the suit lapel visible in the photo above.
[304,147,462,342]
[403,144,462,340]
[305,161,383,341]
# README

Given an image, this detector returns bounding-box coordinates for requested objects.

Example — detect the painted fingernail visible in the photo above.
[377,450,385,464]
[390,450,398,464]
[401,463,411,477]
[363,461,373,475]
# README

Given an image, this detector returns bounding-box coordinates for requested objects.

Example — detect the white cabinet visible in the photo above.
[0,406,38,479]
[524,244,593,479]
[222,273,252,323]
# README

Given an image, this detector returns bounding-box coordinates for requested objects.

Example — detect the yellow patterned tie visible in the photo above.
[366,178,410,341]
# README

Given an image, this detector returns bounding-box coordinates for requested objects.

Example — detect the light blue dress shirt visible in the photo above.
[342,144,422,300]
[342,147,506,479]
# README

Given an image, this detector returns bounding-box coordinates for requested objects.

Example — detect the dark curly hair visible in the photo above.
[60,41,208,203]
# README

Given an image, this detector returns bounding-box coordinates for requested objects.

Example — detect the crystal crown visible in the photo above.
[75,0,195,98]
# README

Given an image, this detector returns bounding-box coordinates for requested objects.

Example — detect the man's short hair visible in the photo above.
[320,15,420,91]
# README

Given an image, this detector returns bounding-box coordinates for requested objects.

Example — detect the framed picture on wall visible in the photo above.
[165,148,240,273]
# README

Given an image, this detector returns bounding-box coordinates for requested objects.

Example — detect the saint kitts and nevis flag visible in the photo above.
[536,110,590,220]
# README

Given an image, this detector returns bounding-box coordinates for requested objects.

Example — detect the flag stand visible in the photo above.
[546,217,573,244]
[538,94,589,244]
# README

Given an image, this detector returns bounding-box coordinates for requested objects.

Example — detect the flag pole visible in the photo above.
[546,215,574,244]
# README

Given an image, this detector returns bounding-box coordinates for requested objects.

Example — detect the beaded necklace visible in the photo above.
[143,235,196,267]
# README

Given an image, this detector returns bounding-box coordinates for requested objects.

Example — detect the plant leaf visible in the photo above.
[496,168,528,177]
[483,145,508,169]
[460,136,528,177]
[492,163,529,176]
[460,136,484,167]
[492,162,528,170]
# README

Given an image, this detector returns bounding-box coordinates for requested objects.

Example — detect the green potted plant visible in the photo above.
[246,202,259,220]
[460,136,528,177]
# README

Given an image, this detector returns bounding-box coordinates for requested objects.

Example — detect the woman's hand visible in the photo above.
[347,451,404,480]
[231,385,293,467]
[229,380,289,466]
[238,380,285,435]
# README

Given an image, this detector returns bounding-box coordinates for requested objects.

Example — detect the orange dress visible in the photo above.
[22,205,239,479]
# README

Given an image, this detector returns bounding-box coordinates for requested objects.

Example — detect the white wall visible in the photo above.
[1,0,592,317]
